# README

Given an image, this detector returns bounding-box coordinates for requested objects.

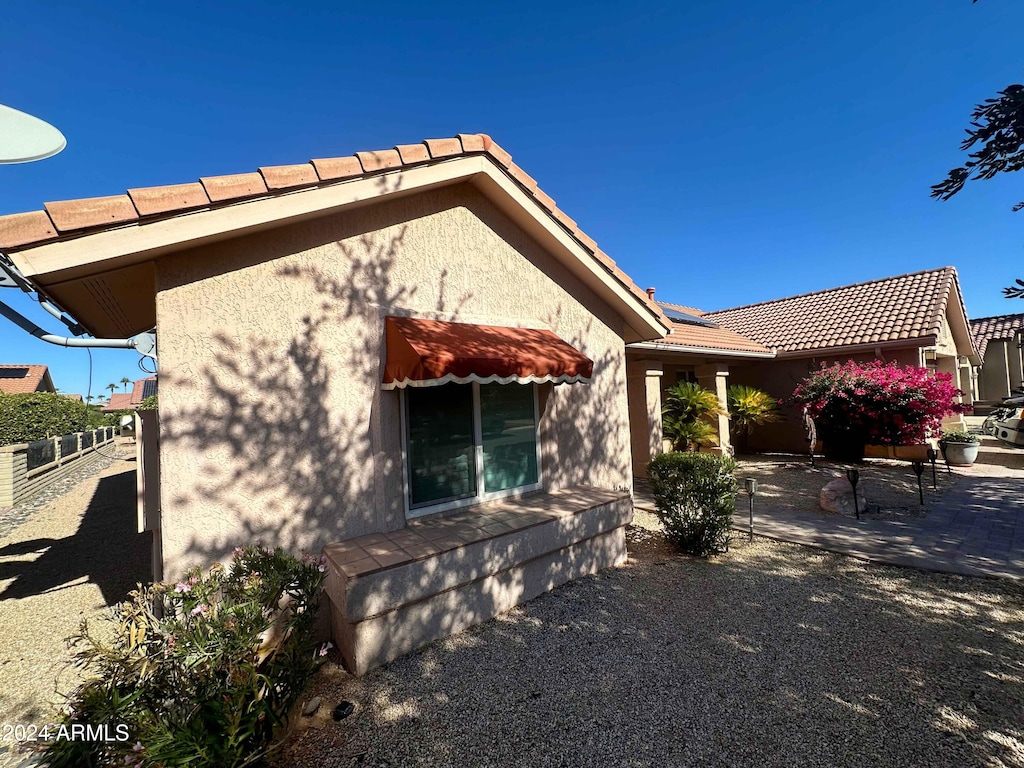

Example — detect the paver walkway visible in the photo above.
[636,435,1024,580]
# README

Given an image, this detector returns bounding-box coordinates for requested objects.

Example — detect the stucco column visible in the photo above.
[1010,332,1023,394]
[956,357,975,406]
[626,360,663,478]
[981,341,1012,401]
[936,355,966,430]
[695,363,732,456]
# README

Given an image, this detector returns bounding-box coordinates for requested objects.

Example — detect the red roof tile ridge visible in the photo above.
[703,266,958,317]
[0,133,666,331]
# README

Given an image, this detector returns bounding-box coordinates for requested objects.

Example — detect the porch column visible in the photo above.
[627,360,663,478]
[956,357,975,406]
[695,363,732,456]
[981,341,1011,401]
[1010,331,1023,394]
[936,355,966,430]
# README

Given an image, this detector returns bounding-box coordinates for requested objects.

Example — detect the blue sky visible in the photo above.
[2,0,1022,397]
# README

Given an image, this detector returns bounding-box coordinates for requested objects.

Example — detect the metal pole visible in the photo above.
[912,461,925,505]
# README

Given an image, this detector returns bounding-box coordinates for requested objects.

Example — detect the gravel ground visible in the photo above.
[275,513,1024,768]
[0,443,148,768]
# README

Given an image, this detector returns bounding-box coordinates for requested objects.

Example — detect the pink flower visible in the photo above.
[319,641,334,657]
[174,582,191,593]
[191,604,209,616]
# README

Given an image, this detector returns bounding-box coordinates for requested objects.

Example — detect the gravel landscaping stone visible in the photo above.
[0,445,148,768]
[274,513,1024,768]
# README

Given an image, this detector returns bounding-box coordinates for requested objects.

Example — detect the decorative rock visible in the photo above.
[302,696,322,716]
[819,477,867,517]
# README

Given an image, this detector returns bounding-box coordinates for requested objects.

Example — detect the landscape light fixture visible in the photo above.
[743,478,758,540]
[926,448,938,489]
[845,469,861,520]
[911,460,925,506]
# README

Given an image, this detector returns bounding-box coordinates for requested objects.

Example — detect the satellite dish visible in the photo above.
[0,103,66,164]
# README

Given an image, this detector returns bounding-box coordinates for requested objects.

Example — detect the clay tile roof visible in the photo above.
[703,267,960,355]
[130,376,158,404]
[970,312,1024,358]
[660,322,773,355]
[0,364,54,394]
[0,133,666,330]
[102,392,133,412]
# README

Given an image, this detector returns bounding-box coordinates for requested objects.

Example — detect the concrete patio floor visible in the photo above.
[635,434,1024,580]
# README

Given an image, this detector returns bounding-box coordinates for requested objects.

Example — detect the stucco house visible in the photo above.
[0,133,670,673]
[101,375,157,413]
[626,268,980,461]
[0,363,56,394]
[970,313,1024,406]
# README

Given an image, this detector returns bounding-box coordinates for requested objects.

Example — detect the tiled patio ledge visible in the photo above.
[323,485,631,675]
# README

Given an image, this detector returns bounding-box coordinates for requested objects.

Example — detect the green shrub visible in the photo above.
[0,392,88,445]
[648,451,738,556]
[662,381,725,451]
[40,545,328,768]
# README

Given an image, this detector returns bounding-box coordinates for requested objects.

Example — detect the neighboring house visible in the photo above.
[970,313,1024,404]
[0,364,56,394]
[0,133,670,674]
[101,376,157,413]
[62,393,84,402]
[626,268,980,460]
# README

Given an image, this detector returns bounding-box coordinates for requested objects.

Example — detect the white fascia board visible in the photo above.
[627,341,776,359]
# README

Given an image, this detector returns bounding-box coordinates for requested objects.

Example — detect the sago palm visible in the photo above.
[662,381,725,451]
[726,384,782,453]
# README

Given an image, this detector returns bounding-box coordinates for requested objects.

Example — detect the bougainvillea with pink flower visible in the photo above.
[793,360,969,448]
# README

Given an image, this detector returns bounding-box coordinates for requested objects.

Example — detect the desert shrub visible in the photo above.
[0,392,88,445]
[662,381,725,451]
[648,451,737,556]
[40,545,329,768]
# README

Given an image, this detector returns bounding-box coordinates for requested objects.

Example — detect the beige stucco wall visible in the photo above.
[153,183,632,576]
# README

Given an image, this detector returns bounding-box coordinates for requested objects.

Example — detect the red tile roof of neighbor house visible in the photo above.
[131,376,157,403]
[970,312,1024,358]
[0,364,55,394]
[702,267,970,355]
[101,377,156,412]
[0,133,665,325]
[102,393,133,412]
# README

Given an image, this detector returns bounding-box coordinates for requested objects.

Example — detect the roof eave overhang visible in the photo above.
[626,341,776,359]
[773,337,938,360]
[7,155,668,343]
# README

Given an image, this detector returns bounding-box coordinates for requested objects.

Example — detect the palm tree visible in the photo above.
[121,377,131,392]
[662,381,725,452]
[726,385,783,455]
[85,395,94,403]
[107,383,117,398]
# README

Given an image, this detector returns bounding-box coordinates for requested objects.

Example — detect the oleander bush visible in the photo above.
[0,392,88,445]
[648,451,738,556]
[40,545,329,768]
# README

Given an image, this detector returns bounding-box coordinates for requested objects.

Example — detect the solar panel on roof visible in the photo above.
[662,307,718,327]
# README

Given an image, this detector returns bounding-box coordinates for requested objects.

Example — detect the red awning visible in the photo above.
[382,316,594,389]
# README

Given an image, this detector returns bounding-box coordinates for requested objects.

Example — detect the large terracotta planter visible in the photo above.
[941,441,979,466]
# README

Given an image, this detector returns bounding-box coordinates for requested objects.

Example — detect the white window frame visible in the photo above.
[400,382,542,519]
